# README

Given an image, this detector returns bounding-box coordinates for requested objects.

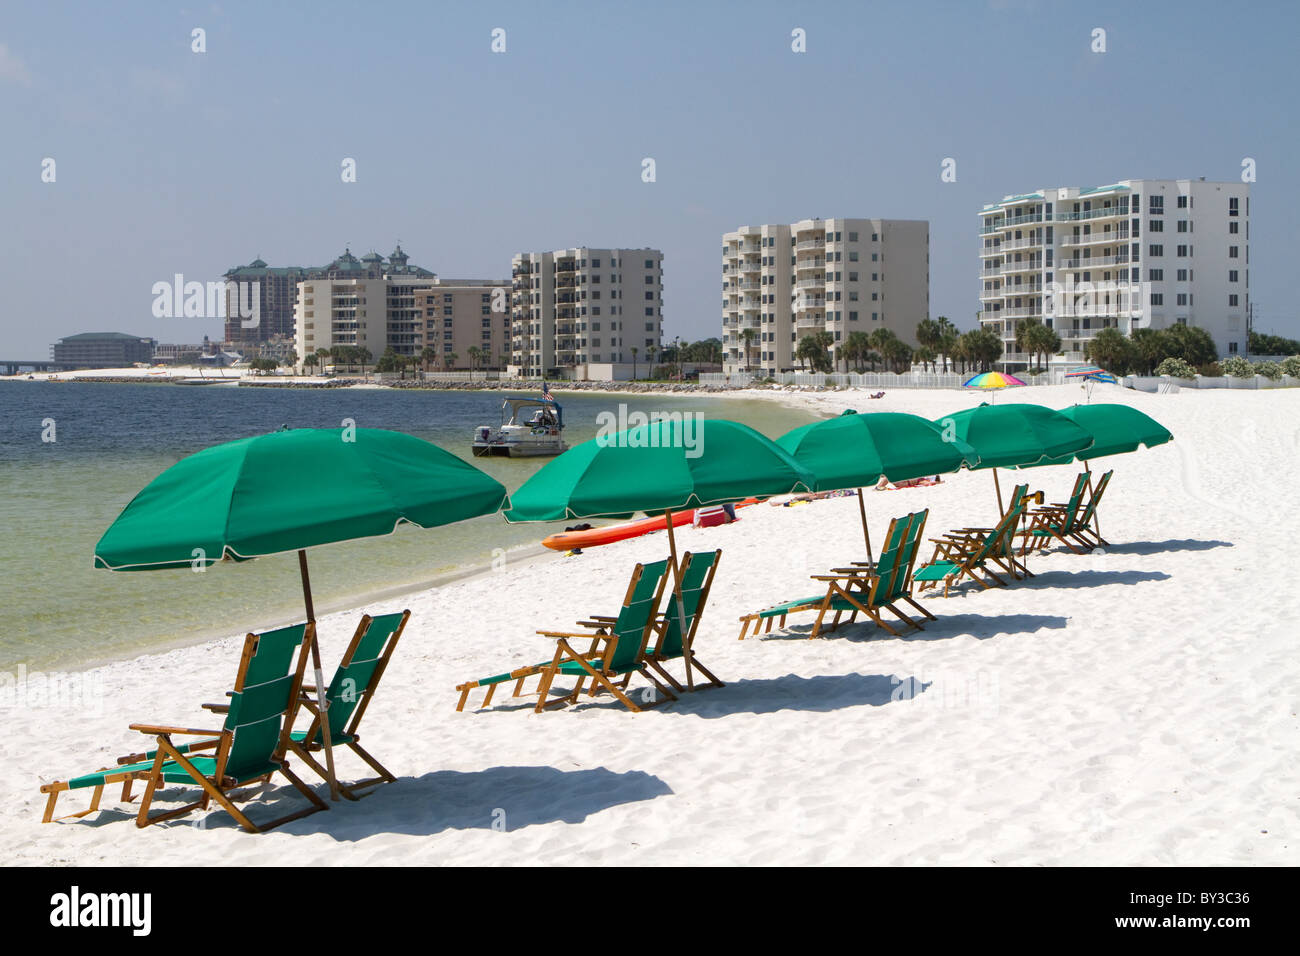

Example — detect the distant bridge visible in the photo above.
[0,360,83,375]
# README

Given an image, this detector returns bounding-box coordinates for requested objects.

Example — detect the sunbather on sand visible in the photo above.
[876,475,942,490]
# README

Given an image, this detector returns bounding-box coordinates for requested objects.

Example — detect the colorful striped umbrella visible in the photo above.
[1065,365,1117,402]
[963,371,1026,403]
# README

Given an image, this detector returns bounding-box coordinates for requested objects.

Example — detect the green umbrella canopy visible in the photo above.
[776,411,981,491]
[1033,404,1172,466]
[503,417,815,522]
[95,427,509,570]
[932,403,1094,470]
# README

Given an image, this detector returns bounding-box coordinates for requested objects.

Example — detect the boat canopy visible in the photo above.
[501,397,563,428]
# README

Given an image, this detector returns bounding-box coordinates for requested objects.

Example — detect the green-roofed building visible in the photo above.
[222,244,436,347]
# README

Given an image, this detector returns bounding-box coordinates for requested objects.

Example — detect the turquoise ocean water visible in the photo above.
[0,382,814,669]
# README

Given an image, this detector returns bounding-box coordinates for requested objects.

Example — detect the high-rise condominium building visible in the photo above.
[721,218,929,374]
[413,280,512,369]
[510,248,663,377]
[292,246,448,365]
[978,179,1250,367]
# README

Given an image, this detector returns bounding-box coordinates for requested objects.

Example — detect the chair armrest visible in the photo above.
[573,620,612,629]
[117,737,219,765]
[585,615,618,622]
[130,723,225,737]
[201,703,230,713]
[536,629,612,640]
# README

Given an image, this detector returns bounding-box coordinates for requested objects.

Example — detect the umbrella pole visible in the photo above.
[993,468,1005,516]
[664,510,694,692]
[298,550,341,802]
[857,488,873,566]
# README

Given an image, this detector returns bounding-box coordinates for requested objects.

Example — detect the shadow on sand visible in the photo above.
[1017,569,1171,589]
[765,612,1069,643]
[666,671,928,718]
[94,765,674,838]
[1080,539,1231,556]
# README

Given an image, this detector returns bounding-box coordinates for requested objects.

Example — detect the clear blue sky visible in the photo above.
[2,0,1297,357]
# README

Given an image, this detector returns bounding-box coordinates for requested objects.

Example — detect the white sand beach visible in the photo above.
[6,383,1297,866]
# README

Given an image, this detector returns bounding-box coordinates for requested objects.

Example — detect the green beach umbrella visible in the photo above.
[1036,404,1172,465]
[95,426,508,798]
[505,416,814,688]
[505,417,815,522]
[933,403,1094,514]
[1032,404,1173,538]
[776,410,980,563]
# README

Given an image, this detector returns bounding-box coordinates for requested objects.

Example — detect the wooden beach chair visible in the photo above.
[1062,470,1113,550]
[806,510,935,638]
[532,559,677,712]
[736,511,932,640]
[1019,471,1092,554]
[913,496,1027,597]
[255,611,409,800]
[40,623,327,832]
[736,513,911,640]
[454,560,673,712]
[644,550,724,692]
[943,483,1035,580]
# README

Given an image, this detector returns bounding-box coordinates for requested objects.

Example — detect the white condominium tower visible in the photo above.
[510,248,663,377]
[721,218,930,375]
[978,179,1250,367]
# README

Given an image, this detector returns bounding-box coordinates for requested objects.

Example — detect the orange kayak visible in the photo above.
[542,499,757,551]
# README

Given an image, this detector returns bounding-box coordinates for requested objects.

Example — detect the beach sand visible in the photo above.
[6,383,1297,865]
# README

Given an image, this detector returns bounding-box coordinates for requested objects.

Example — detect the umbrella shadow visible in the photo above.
[667,672,928,718]
[1018,569,1170,589]
[1081,539,1231,556]
[120,765,673,839]
[759,612,1069,643]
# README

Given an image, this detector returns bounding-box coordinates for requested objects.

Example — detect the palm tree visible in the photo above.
[914,345,937,373]
[630,346,639,380]
[647,344,657,377]
[739,328,755,372]
[444,351,458,371]
[468,346,482,371]
[935,316,957,372]
[843,330,872,372]
[420,346,437,374]
[915,317,940,366]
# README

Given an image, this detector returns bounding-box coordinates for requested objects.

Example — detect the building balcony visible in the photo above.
[1001,260,1043,275]
[1057,255,1131,270]
[795,277,824,290]
[1054,205,1128,223]
[795,260,825,273]
[979,245,1003,258]
[1060,231,1130,247]
[735,280,760,291]
[1000,237,1043,252]
[795,239,826,252]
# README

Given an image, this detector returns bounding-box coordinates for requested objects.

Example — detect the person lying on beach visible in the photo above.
[770,489,858,506]
[875,475,942,490]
